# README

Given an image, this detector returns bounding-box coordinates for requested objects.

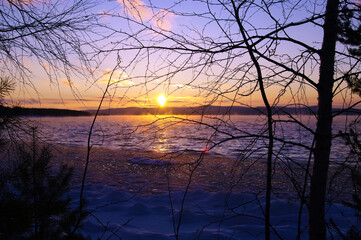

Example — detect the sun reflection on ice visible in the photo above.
[152,134,170,152]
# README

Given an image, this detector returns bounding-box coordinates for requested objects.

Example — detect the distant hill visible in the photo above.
[2,105,357,117]
[0,106,91,117]
[88,106,262,115]
[88,106,361,116]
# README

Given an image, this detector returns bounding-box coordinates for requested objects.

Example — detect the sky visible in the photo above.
[3,0,359,110]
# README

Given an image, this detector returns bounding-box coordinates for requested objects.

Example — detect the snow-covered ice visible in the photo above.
[70,179,357,239]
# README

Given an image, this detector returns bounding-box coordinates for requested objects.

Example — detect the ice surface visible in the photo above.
[28,115,357,162]
[128,157,174,166]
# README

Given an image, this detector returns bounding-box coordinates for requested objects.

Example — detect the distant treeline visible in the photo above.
[1,105,359,117]
[0,106,91,117]
[90,106,361,116]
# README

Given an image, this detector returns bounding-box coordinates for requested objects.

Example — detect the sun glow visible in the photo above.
[157,94,167,107]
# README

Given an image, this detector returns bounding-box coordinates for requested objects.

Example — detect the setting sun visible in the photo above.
[157,94,167,107]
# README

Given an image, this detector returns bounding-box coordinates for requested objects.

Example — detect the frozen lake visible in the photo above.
[26,114,358,163]
[12,114,359,239]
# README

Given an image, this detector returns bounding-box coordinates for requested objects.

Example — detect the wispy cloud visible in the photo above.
[117,0,176,32]
[98,70,134,86]
[119,0,152,22]
[61,80,76,87]
[172,83,193,89]
[4,98,40,106]
[153,8,175,32]
[6,97,122,110]
[6,0,39,6]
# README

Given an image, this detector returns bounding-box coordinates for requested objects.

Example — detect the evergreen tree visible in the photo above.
[0,129,89,240]
[342,127,361,239]
[337,2,361,57]
[337,2,361,97]
[0,76,16,150]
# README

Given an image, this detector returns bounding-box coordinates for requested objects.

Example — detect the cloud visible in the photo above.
[153,9,175,32]
[7,0,39,6]
[99,70,134,86]
[172,83,193,89]
[3,98,40,106]
[117,0,176,32]
[61,80,76,87]
[119,0,152,22]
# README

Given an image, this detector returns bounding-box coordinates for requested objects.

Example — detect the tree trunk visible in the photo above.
[309,0,339,239]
